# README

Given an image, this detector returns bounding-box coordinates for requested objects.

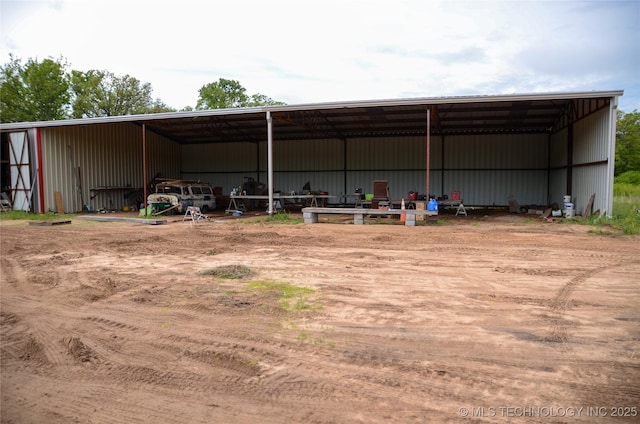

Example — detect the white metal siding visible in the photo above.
[274,139,343,171]
[441,134,548,205]
[346,136,439,199]
[547,108,611,214]
[572,164,609,215]
[548,129,568,206]
[185,133,554,206]
[182,142,261,194]
[348,136,432,169]
[550,128,568,168]
[574,109,610,164]
[443,170,548,206]
[570,108,611,214]
[41,123,180,212]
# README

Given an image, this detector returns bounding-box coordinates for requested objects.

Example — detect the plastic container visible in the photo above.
[150,201,172,212]
[408,191,418,201]
[563,195,572,204]
[565,202,574,210]
[451,191,461,201]
[427,198,439,211]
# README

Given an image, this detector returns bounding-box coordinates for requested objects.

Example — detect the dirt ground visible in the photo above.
[1,209,639,423]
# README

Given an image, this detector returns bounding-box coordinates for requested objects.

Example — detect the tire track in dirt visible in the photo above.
[2,218,638,423]
[0,259,80,369]
[1,257,32,292]
[545,265,610,344]
[56,291,357,412]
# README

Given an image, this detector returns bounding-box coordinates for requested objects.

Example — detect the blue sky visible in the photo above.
[1,0,639,112]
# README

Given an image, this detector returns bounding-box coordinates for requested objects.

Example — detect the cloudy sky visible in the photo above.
[1,0,639,112]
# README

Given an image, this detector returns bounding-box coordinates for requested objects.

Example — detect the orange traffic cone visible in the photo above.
[400,198,406,222]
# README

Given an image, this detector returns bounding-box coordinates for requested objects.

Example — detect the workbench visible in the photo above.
[226,193,361,212]
[302,207,438,226]
[439,199,467,216]
[90,186,139,201]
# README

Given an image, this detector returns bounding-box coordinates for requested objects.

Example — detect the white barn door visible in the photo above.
[8,131,35,212]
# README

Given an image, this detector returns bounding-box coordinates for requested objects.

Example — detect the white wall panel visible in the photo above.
[443,170,547,206]
[572,164,609,215]
[440,134,548,205]
[347,136,437,169]
[41,123,180,212]
[574,109,610,164]
[548,128,569,206]
[549,169,568,207]
[273,139,343,171]
[182,142,260,194]
[182,142,259,173]
[183,133,554,207]
[444,134,548,169]
[549,127,568,168]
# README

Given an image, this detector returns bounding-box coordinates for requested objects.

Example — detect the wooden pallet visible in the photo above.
[28,220,72,226]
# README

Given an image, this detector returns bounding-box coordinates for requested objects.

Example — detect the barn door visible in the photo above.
[8,131,35,212]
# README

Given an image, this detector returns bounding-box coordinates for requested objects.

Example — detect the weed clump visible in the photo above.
[200,265,252,279]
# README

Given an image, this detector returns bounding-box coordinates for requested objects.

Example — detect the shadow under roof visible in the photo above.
[0,90,623,144]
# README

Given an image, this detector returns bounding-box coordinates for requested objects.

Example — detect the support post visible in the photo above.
[426,108,431,199]
[143,124,147,216]
[267,111,274,215]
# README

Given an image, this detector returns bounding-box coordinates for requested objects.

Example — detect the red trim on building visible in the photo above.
[36,128,45,214]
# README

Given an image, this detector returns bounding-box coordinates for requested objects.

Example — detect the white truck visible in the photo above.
[147,180,216,214]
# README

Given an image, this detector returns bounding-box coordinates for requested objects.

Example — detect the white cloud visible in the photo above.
[1,0,638,111]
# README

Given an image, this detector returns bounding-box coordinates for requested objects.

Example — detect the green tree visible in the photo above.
[196,78,248,109]
[196,78,285,109]
[0,55,71,123]
[146,98,176,114]
[247,93,286,107]
[71,70,174,118]
[615,110,640,176]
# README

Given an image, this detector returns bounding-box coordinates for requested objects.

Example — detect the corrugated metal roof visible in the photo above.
[0,90,623,144]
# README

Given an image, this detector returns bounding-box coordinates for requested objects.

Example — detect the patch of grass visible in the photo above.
[567,193,640,235]
[200,265,253,279]
[250,212,303,224]
[367,218,399,225]
[295,330,335,347]
[608,183,640,234]
[587,227,619,236]
[297,331,310,342]
[582,213,640,235]
[247,281,320,312]
[0,210,76,221]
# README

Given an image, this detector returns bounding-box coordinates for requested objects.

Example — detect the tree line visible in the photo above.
[0,55,637,177]
[0,55,284,123]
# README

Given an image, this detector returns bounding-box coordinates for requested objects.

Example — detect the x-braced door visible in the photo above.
[8,131,36,212]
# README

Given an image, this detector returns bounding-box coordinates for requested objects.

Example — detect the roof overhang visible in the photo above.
[0,90,623,144]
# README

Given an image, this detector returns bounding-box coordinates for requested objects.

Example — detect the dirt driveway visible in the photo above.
[1,211,639,423]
